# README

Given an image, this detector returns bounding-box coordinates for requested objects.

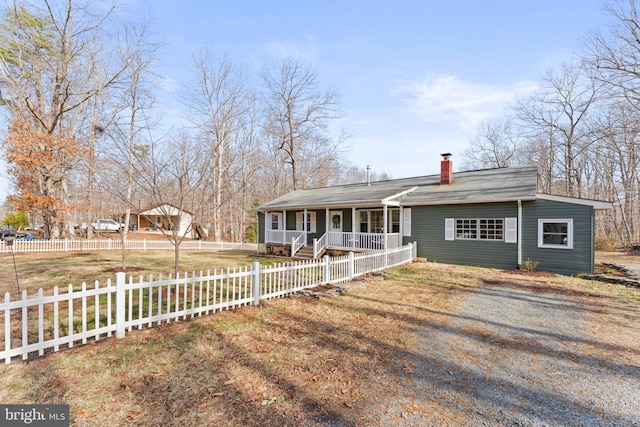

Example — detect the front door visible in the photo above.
[329,211,343,232]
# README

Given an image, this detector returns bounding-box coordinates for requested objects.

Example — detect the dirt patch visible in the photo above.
[594,262,630,277]
[104,267,143,273]
[505,269,556,278]
[303,284,337,293]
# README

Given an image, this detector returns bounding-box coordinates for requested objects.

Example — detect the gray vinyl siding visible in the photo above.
[342,209,353,233]
[521,199,594,275]
[406,203,519,270]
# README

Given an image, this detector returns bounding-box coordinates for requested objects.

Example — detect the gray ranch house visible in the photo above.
[255,155,612,275]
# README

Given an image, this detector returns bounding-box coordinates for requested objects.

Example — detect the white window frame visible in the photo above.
[296,211,316,233]
[452,218,504,241]
[538,219,573,249]
[388,209,400,233]
[270,213,282,231]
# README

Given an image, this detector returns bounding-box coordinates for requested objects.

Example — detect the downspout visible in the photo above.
[518,199,522,267]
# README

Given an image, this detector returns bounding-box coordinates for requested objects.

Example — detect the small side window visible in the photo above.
[538,219,573,249]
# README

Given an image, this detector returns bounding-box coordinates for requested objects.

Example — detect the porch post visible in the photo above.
[303,208,307,231]
[303,208,308,245]
[325,208,329,233]
[383,205,388,267]
[282,210,287,244]
[351,207,356,249]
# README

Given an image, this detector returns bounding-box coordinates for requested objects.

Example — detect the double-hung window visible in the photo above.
[270,213,281,230]
[538,219,573,249]
[296,212,316,233]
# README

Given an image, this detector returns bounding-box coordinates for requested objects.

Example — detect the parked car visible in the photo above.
[0,225,17,241]
[91,219,121,232]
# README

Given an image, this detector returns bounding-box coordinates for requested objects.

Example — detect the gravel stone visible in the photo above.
[378,282,640,426]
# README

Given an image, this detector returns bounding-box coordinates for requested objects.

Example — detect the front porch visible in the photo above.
[265,230,402,258]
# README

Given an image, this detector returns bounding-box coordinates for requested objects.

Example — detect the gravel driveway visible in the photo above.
[378,280,640,426]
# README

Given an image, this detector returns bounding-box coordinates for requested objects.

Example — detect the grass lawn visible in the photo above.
[0,251,639,426]
[0,250,269,296]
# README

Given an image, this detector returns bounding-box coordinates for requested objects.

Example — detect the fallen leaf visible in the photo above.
[126,410,142,420]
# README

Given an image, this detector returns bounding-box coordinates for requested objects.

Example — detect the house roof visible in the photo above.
[130,203,194,216]
[257,166,542,210]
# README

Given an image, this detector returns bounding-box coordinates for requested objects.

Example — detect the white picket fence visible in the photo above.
[0,238,257,254]
[1,243,417,364]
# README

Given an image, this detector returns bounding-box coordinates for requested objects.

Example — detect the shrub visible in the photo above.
[520,258,539,272]
[595,235,617,251]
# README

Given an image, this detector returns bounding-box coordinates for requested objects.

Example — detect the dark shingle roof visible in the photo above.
[257,166,539,210]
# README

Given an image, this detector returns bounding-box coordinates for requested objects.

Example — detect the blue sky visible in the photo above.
[0,0,610,201]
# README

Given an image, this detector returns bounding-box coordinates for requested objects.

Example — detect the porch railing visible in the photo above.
[291,233,306,257]
[266,230,401,253]
[313,233,328,258]
[265,230,305,245]
[327,231,401,251]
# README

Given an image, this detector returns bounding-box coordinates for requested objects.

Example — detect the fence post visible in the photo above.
[65,238,69,252]
[348,251,354,280]
[413,241,418,260]
[115,272,126,338]
[323,255,330,283]
[252,261,261,305]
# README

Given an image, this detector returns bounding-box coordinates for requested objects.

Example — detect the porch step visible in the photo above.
[293,245,317,259]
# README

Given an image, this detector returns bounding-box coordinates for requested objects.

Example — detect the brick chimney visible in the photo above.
[440,153,452,185]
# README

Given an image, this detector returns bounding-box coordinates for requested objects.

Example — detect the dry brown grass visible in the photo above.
[0,253,638,426]
[0,249,267,296]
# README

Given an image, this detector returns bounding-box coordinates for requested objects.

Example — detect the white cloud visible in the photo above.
[392,74,538,131]
[263,37,320,62]
[158,75,179,94]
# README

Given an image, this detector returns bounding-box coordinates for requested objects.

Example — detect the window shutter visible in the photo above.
[445,218,454,241]
[505,218,517,243]
[403,208,412,236]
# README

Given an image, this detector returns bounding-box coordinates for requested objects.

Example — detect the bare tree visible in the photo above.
[0,0,136,238]
[515,62,600,197]
[462,119,523,170]
[589,0,640,105]
[183,50,249,241]
[135,132,211,273]
[261,57,343,190]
